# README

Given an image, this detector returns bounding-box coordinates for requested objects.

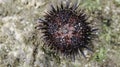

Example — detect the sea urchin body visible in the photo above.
[37,2,95,59]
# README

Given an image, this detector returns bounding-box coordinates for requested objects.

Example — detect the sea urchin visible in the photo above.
[37,1,96,59]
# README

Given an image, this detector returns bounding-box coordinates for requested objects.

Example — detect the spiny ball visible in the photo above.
[37,2,96,59]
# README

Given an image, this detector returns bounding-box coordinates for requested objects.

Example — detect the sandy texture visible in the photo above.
[0,0,120,67]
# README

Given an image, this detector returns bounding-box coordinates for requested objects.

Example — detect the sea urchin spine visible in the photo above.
[37,1,95,59]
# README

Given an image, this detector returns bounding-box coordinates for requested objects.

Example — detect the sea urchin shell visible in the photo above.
[37,1,95,59]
